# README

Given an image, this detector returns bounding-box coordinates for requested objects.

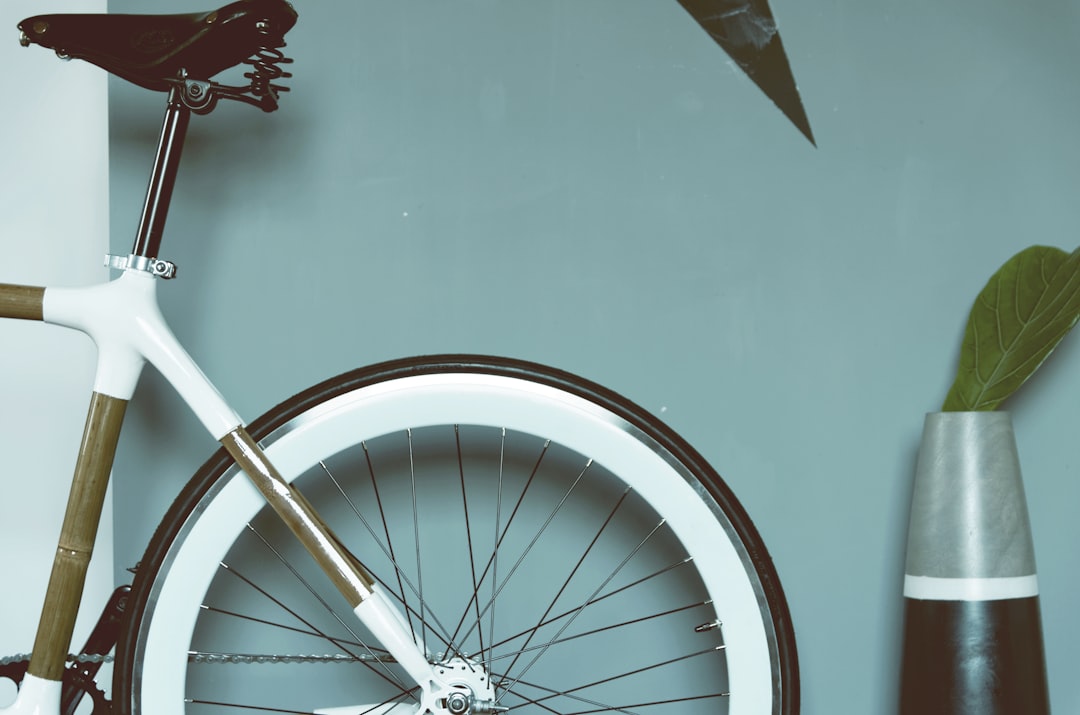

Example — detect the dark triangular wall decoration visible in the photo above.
[677,0,815,145]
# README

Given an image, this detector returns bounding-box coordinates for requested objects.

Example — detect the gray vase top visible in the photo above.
[904,411,1038,601]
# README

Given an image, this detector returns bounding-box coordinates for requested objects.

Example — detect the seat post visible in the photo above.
[131,86,192,259]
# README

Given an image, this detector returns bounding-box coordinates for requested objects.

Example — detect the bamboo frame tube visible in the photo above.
[28,393,128,681]
[221,428,376,608]
[0,283,45,321]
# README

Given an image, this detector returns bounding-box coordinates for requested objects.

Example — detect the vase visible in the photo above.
[899,411,1050,714]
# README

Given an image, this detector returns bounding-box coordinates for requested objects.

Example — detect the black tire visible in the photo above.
[115,355,798,715]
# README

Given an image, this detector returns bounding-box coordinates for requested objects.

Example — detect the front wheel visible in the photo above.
[115,355,798,715]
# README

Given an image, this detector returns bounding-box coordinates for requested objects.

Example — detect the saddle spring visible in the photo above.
[176,27,294,114]
[242,25,294,111]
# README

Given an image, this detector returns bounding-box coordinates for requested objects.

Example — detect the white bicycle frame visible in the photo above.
[0,266,449,715]
[0,75,447,713]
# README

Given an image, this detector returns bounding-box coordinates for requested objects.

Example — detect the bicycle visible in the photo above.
[0,2,798,714]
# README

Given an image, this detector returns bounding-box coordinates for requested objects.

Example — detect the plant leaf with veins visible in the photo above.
[942,245,1080,411]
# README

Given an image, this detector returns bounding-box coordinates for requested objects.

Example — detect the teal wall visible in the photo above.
[107,1,1080,712]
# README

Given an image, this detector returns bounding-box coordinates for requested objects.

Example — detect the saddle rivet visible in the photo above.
[206,12,217,24]
[32,20,49,35]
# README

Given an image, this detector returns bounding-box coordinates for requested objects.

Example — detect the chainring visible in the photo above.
[0,657,111,715]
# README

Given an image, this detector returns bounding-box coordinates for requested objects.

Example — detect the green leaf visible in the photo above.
[942,245,1080,411]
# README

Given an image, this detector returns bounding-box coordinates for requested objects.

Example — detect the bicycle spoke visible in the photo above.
[496,677,635,715]
[455,456,593,649]
[216,560,410,698]
[244,524,363,639]
[217,562,358,654]
[360,441,408,617]
[499,651,728,715]
[485,428,506,673]
[196,604,371,653]
[494,519,667,702]
[402,430,424,657]
[557,693,730,715]
[454,425,485,664]
[484,602,709,664]
[562,693,730,715]
[316,458,460,658]
[241,524,414,696]
[483,558,699,656]
[491,484,631,675]
[447,439,550,649]
[520,646,725,707]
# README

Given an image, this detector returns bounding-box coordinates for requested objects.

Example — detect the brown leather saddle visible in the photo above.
[19,0,297,93]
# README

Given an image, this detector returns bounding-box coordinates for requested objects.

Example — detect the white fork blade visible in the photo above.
[353,587,436,689]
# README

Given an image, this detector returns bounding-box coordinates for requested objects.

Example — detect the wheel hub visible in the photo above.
[433,657,504,715]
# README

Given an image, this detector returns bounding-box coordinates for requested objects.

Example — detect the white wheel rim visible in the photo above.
[136,372,775,714]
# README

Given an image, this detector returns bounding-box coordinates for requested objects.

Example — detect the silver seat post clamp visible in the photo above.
[105,253,178,279]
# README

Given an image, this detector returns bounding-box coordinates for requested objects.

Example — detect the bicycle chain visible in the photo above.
[1,653,113,666]
[190,652,382,664]
[2,652,378,666]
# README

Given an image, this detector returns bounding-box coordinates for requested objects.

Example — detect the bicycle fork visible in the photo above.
[0,277,441,714]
